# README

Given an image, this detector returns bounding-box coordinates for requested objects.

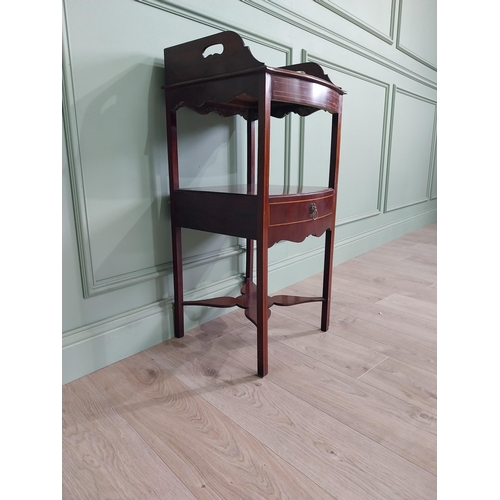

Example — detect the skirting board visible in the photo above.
[62,274,243,385]
[62,208,436,384]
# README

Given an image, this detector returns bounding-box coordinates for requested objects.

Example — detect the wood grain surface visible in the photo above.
[62,378,198,500]
[88,353,333,500]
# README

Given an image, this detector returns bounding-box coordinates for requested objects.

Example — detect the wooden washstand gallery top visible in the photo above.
[162,30,345,120]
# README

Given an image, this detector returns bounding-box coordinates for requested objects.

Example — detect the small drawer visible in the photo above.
[270,192,334,227]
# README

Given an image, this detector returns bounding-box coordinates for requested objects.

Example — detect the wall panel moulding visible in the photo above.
[384,87,437,212]
[314,0,397,44]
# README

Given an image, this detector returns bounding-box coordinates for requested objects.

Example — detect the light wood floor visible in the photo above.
[63,223,437,500]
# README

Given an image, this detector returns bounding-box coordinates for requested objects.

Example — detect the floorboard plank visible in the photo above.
[62,378,198,500]
[329,293,437,343]
[356,272,437,304]
[376,293,437,322]
[268,310,388,378]
[358,358,437,414]
[329,313,437,374]
[353,243,415,267]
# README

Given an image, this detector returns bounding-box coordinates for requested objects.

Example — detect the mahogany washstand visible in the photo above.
[163,31,345,377]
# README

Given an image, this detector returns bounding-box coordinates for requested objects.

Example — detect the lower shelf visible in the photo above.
[183,280,324,327]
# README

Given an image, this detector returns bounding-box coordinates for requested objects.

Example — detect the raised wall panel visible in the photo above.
[396,0,437,69]
[302,58,389,225]
[385,88,436,211]
[314,0,396,42]
[81,64,170,283]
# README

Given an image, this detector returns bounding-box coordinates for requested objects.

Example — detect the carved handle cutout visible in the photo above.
[202,44,224,58]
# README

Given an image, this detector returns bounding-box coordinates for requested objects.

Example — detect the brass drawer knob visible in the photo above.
[310,202,318,220]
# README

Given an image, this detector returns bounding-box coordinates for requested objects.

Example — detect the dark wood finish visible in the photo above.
[163,31,345,376]
[322,112,343,330]
[269,191,334,226]
[269,189,334,247]
[246,119,255,283]
[164,31,264,87]
[172,190,259,239]
[165,109,184,338]
[172,185,335,244]
[256,72,271,377]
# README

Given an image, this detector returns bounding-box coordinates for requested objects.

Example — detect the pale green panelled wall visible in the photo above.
[62,0,437,384]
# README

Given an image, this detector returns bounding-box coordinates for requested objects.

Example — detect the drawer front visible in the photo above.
[270,193,334,227]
